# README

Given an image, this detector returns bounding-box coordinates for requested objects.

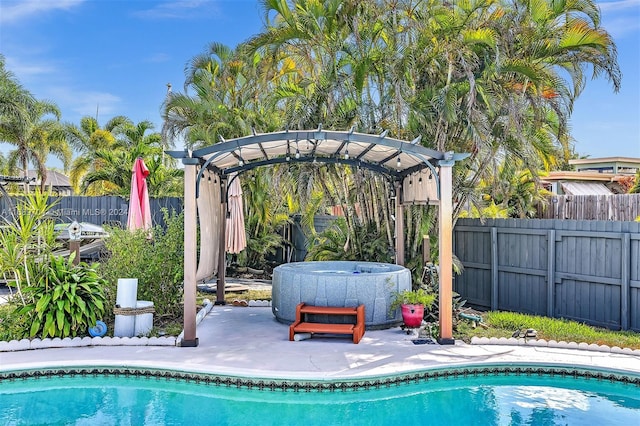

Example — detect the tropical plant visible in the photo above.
[162,42,280,149]
[80,119,182,196]
[98,210,184,324]
[0,190,107,339]
[0,303,29,341]
[65,115,129,194]
[242,169,291,269]
[469,161,551,219]
[1,56,70,191]
[0,190,61,305]
[18,255,107,338]
[389,288,437,313]
[0,54,35,130]
[0,98,71,192]
[306,217,393,262]
[163,0,621,269]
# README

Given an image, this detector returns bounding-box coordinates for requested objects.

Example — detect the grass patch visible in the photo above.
[224,289,272,302]
[455,311,640,350]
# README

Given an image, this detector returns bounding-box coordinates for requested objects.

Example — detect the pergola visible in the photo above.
[169,128,467,346]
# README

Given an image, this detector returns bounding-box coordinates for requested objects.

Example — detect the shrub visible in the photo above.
[19,256,107,338]
[0,190,61,305]
[306,218,393,262]
[0,190,109,339]
[0,303,29,340]
[389,289,437,313]
[98,210,184,324]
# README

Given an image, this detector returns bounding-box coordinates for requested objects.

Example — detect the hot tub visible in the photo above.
[271,261,412,329]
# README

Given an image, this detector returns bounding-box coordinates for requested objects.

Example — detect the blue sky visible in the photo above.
[0,0,638,166]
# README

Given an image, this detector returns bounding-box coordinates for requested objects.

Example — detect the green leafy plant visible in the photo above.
[0,303,29,341]
[243,169,291,270]
[306,218,393,262]
[98,209,184,324]
[389,289,436,313]
[0,190,61,306]
[19,255,107,338]
[419,265,467,328]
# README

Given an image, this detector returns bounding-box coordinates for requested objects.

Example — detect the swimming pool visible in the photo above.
[1,365,639,425]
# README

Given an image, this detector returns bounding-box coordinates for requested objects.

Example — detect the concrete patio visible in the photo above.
[2,305,640,380]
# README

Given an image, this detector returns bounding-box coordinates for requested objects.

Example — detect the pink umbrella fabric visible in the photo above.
[127,157,152,231]
[225,174,246,253]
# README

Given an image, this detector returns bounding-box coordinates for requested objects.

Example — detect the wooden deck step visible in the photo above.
[289,303,365,344]
[292,323,355,335]
[299,305,358,316]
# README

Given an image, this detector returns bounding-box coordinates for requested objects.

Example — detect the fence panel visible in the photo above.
[0,196,183,229]
[453,225,492,308]
[631,235,640,331]
[539,194,640,221]
[496,228,548,316]
[553,229,623,329]
[454,218,640,331]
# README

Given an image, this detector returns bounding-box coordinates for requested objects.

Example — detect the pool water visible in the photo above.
[1,371,639,425]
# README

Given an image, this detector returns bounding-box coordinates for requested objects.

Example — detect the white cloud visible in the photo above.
[4,56,56,78]
[599,0,640,13]
[133,0,220,20]
[47,86,121,119]
[599,0,640,39]
[0,0,85,25]
[145,53,172,63]
[604,16,640,38]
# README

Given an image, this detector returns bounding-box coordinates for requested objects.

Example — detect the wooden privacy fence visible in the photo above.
[538,194,640,221]
[454,218,640,331]
[0,196,183,229]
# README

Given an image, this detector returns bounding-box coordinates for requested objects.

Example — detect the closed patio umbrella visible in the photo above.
[225,174,246,254]
[127,157,152,231]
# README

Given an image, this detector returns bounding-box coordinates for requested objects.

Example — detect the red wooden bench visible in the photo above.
[289,303,365,344]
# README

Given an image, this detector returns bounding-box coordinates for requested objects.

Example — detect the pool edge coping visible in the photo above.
[2,362,639,391]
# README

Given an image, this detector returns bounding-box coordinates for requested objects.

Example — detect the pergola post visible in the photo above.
[181,158,200,347]
[437,156,455,345]
[394,181,405,266]
[216,177,227,305]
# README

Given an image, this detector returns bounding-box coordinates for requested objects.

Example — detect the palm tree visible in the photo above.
[0,99,71,192]
[165,0,621,267]
[163,42,279,149]
[246,0,357,129]
[65,115,130,194]
[398,0,620,219]
[81,119,181,196]
[0,54,36,126]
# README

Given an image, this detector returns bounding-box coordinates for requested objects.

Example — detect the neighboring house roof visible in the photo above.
[569,157,640,175]
[543,171,623,182]
[26,170,72,188]
[542,157,640,195]
[541,171,629,195]
[560,182,613,195]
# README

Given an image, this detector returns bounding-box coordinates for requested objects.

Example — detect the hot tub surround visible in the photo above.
[272,261,411,329]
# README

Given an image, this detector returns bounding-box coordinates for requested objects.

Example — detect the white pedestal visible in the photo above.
[114,278,138,337]
[134,300,154,336]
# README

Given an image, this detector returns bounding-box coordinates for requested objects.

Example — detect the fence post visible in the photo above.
[491,227,498,311]
[547,229,556,318]
[622,232,631,330]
